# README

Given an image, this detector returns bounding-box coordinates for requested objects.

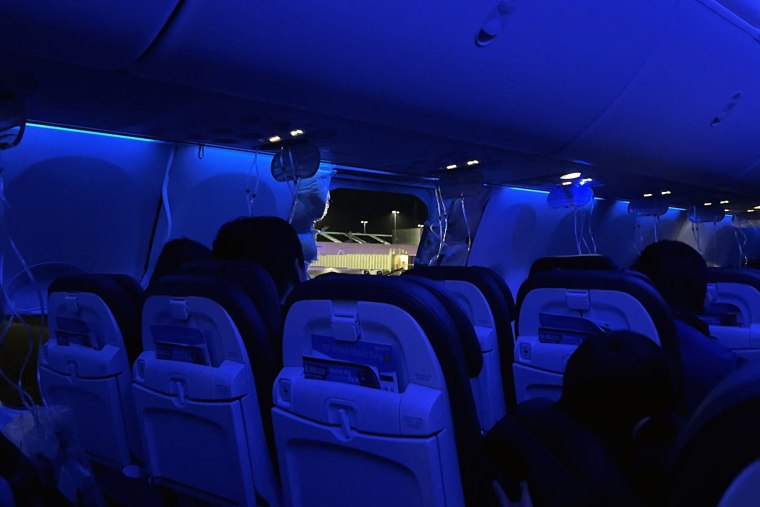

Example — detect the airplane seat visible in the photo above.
[485,397,644,507]
[667,368,760,507]
[703,268,760,368]
[528,254,617,277]
[132,275,280,507]
[180,260,283,365]
[406,265,517,426]
[513,269,682,405]
[402,274,495,431]
[273,274,491,507]
[716,458,760,507]
[40,273,143,468]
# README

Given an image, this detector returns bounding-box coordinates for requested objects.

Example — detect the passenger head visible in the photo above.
[151,238,212,284]
[632,240,707,314]
[212,216,306,301]
[560,330,676,436]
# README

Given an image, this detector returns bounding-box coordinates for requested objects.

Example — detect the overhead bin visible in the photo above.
[561,0,760,192]
[0,0,179,69]
[131,0,679,155]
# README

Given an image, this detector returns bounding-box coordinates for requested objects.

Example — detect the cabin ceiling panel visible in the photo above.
[0,0,179,69]
[560,0,760,193]
[131,0,678,155]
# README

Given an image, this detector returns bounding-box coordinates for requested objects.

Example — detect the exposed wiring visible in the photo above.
[197,143,205,160]
[692,220,703,254]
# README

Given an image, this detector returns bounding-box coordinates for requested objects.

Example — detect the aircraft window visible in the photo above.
[311,189,428,275]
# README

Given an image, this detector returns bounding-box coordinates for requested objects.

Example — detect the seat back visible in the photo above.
[514,269,680,403]
[181,260,283,365]
[132,275,280,507]
[407,265,517,425]
[273,274,488,507]
[668,368,760,507]
[529,254,617,277]
[40,273,142,468]
[704,268,760,368]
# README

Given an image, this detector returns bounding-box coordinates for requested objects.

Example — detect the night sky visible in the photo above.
[316,189,428,237]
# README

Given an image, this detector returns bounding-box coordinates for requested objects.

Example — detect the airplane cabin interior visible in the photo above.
[2,1,760,506]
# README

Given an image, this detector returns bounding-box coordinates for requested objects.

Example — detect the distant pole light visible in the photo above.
[391,210,400,242]
[360,220,368,233]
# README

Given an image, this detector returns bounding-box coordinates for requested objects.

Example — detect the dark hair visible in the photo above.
[632,240,707,314]
[212,216,304,297]
[560,330,676,433]
[151,238,212,284]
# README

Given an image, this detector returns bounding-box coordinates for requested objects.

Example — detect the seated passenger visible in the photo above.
[150,237,212,285]
[485,331,675,507]
[560,330,678,503]
[212,216,307,303]
[632,240,741,411]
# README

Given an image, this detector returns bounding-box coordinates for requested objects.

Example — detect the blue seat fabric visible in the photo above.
[285,274,490,506]
[407,265,517,407]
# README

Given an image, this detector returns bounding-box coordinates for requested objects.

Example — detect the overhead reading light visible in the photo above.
[748,209,756,213]
[290,129,304,137]
[580,178,593,183]
[446,164,458,170]
[560,172,582,180]
[725,209,730,212]
[268,135,282,143]
[466,160,479,166]
[720,200,729,204]
[643,193,653,198]
[704,202,712,206]
[753,205,760,209]
[562,181,572,186]
[661,190,671,195]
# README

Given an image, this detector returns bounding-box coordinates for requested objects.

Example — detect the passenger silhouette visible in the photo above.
[560,330,678,503]
[150,237,212,285]
[212,216,307,303]
[632,240,741,411]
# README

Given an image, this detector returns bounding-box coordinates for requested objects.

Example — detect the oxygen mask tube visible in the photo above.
[140,146,176,288]
[460,194,472,256]
[735,227,748,267]
[286,147,300,224]
[0,162,42,410]
[691,216,703,254]
[245,151,260,216]
[430,184,449,265]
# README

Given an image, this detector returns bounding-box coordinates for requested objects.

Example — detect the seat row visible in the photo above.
[35,256,760,506]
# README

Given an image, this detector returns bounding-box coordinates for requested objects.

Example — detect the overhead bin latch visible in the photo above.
[565,289,590,311]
